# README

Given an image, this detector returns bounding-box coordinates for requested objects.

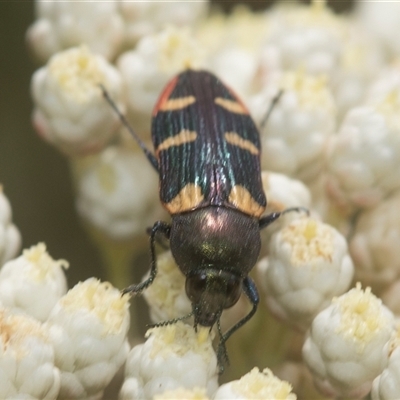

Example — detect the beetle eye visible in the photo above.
[186,273,208,303]
[224,278,241,309]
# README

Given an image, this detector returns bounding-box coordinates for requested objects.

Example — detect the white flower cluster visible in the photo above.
[0,233,297,399]
[258,217,354,331]
[26,0,208,63]
[0,187,21,267]
[24,0,400,398]
[120,322,297,400]
[0,243,130,399]
[372,326,400,400]
[303,284,395,398]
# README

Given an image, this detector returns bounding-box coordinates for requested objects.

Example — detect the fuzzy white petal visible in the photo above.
[31,46,123,156]
[0,243,68,321]
[75,145,164,240]
[303,284,395,397]
[349,190,400,293]
[259,217,354,330]
[0,188,21,267]
[120,323,218,400]
[26,0,124,62]
[142,251,191,324]
[214,367,296,400]
[0,308,60,399]
[46,279,130,399]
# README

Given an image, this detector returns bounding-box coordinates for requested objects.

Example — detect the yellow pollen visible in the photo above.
[281,218,333,265]
[333,283,392,351]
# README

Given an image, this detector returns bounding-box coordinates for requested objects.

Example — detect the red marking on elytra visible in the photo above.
[152,75,179,117]
[226,85,250,115]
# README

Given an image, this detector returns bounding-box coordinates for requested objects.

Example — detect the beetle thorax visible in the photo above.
[169,206,261,277]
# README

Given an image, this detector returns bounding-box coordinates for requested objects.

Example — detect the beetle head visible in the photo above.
[185,270,241,327]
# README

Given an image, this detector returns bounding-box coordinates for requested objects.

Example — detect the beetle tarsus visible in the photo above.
[282,206,310,216]
[121,220,171,296]
[216,319,230,374]
[259,212,281,230]
[217,276,259,373]
[259,206,310,230]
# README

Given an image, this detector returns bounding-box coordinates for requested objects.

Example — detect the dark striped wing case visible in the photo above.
[151,70,266,218]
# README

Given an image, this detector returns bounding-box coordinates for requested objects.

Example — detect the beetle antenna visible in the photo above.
[259,89,283,130]
[99,84,159,171]
[146,311,194,329]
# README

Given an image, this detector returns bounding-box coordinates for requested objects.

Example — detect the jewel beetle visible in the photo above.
[102,69,303,370]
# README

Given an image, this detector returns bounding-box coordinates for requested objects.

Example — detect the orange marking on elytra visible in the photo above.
[156,130,197,156]
[229,185,265,217]
[215,97,248,114]
[224,132,259,155]
[164,184,204,214]
[159,96,196,111]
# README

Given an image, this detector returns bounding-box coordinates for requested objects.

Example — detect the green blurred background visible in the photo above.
[0,0,353,287]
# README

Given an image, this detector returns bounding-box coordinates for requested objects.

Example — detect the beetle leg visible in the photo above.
[122,221,171,296]
[100,84,159,171]
[217,277,259,374]
[259,206,309,230]
[259,212,282,230]
[216,319,229,374]
[282,206,310,216]
[146,226,170,249]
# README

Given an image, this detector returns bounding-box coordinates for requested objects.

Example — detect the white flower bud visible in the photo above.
[117,26,206,135]
[0,243,68,322]
[262,171,312,214]
[326,104,400,210]
[349,190,400,294]
[214,367,297,400]
[332,23,385,121]
[153,387,209,400]
[260,1,345,79]
[31,46,123,156]
[381,280,400,317]
[208,47,257,100]
[75,145,164,240]
[371,327,400,400]
[46,278,130,399]
[198,7,269,98]
[26,0,124,62]
[366,60,400,110]
[0,187,21,266]
[0,308,60,399]
[251,71,336,183]
[259,171,312,246]
[119,322,218,400]
[303,283,395,398]
[196,6,270,56]
[142,251,191,324]
[258,217,354,330]
[120,1,208,48]
[306,174,351,235]
[356,1,400,58]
